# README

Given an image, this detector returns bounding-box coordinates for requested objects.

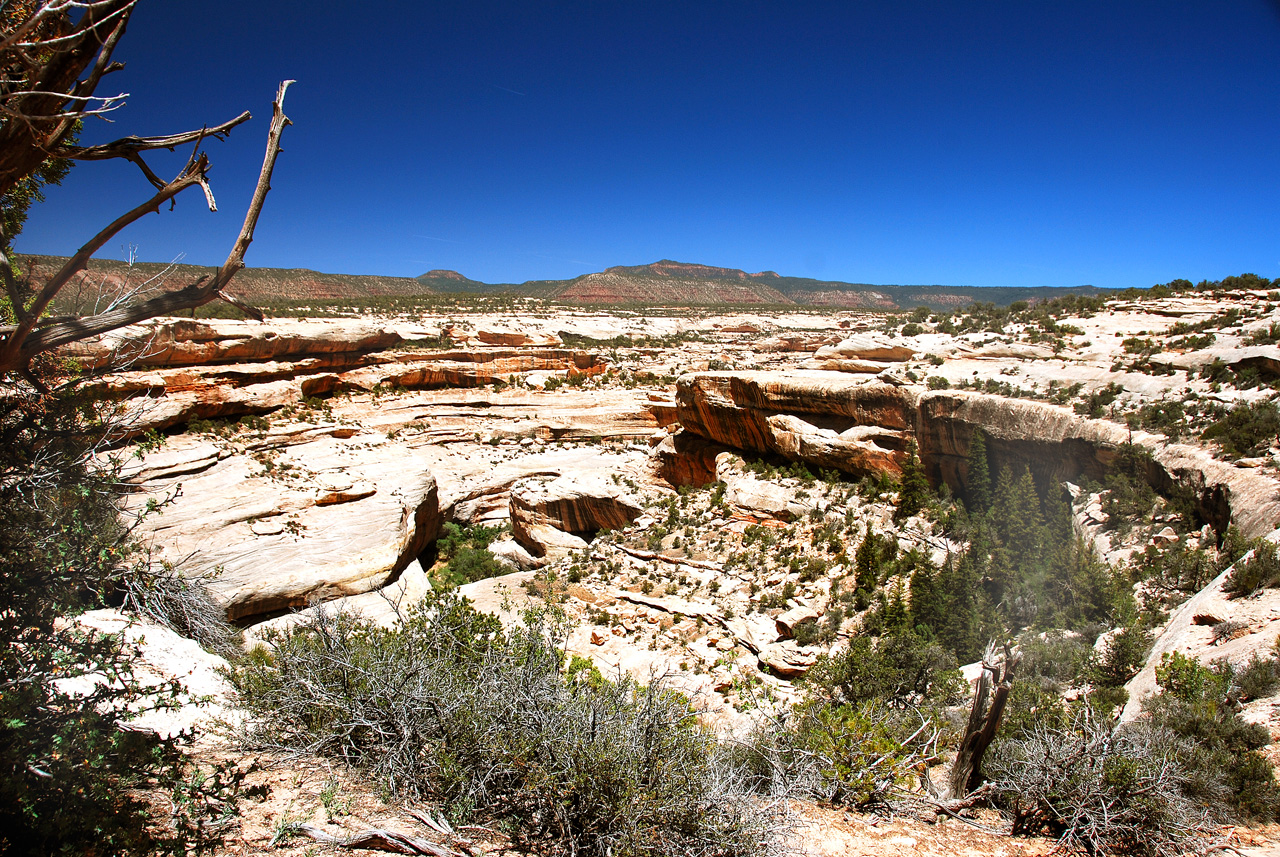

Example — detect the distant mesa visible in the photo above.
[406,258,1109,310]
[603,260,781,280]
[24,252,1108,311]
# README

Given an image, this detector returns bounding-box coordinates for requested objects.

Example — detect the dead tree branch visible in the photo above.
[56,111,253,189]
[0,0,139,198]
[289,824,464,857]
[949,642,1020,798]
[0,80,294,375]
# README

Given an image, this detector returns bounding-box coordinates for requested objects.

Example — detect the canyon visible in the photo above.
[83,289,1280,854]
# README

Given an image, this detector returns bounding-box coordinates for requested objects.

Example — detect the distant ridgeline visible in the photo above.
[416,260,1117,311]
[20,253,1176,311]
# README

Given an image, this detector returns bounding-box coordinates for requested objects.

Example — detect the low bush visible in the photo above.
[730,700,938,810]
[0,385,253,855]
[1202,400,1280,458]
[804,629,964,710]
[1223,540,1280,597]
[989,712,1216,856]
[1089,625,1151,689]
[120,563,237,657]
[231,593,783,857]
[998,631,1093,738]
[1144,652,1280,820]
[1235,652,1280,701]
[430,522,508,588]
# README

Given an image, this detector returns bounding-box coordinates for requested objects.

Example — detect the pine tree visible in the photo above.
[937,551,986,663]
[907,553,942,636]
[894,439,931,522]
[854,523,878,595]
[965,428,992,515]
[884,579,909,632]
[993,464,1046,575]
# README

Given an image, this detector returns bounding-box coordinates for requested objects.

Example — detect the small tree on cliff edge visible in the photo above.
[0,2,289,851]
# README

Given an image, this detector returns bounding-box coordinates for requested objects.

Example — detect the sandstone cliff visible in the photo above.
[675,371,1280,539]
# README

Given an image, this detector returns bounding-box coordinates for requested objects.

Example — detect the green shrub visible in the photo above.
[1224,540,1280,597]
[231,594,780,857]
[804,629,964,710]
[0,384,252,855]
[1073,382,1123,418]
[731,699,937,809]
[431,522,508,588]
[789,700,928,806]
[1128,539,1220,596]
[989,711,1217,856]
[1089,624,1151,689]
[1144,652,1280,820]
[1202,400,1280,457]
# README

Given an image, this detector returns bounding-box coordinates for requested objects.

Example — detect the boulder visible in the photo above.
[125,432,441,622]
[813,334,915,363]
[766,414,903,476]
[775,604,820,638]
[758,641,819,678]
[242,558,434,645]
[720,471,807,521]
[801,357,894,373]
[971,342,1057,360]
[488,537,543,570]
[63,609,234,740]
[758,333,843,353]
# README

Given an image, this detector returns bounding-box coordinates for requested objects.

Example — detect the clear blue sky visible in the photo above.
[17,1,1280,289]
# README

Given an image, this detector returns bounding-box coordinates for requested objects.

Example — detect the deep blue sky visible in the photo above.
[17,1,1280,289]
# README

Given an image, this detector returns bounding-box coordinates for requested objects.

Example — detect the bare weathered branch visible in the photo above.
[5,155,206,333]
[8,274,219,359]
[290,824,463,857]
[0,0,139,197]
[213,80,293,288]
[56,111,252,162]
[0,81,293,374]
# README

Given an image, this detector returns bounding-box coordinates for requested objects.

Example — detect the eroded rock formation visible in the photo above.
[510,471,652,558]
[124,431,440,622]
[675,371,1280,539]
[75,319,610,434]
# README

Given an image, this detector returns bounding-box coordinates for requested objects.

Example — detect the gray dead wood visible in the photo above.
[949,643,1020,798]
[292,823,464,857]
[0,80,294,375]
